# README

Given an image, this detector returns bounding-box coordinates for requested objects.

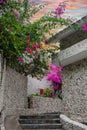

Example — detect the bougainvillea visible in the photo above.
[0,0,7,4]
[82,24,87,31]
[51,1,67,18]
[46,64,63,99]
[0,0,72,77]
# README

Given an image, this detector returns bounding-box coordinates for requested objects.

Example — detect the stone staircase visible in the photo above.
[19,112,62,130]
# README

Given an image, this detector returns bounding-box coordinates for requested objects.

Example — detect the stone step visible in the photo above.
[43,112,60,115]
[19,113,62,130]
[20,124,62,129]
[24,129,62,130]
[19,118,60,124]
[19,114,60,120]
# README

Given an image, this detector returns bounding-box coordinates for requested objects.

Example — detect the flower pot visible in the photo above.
[40,89,44,95]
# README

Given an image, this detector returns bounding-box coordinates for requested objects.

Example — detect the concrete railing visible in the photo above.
[53,39,87,66]
[60,114,87,130]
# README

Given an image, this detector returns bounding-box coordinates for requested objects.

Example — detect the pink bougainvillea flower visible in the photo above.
[37,44,41,49]
[52,1,66,18]
[32,43,41,50]
[54,7,64,15]
[18,56,24,63]
[51,13,57,18]
[52,83,59,90]
[32,45,37,51]
[0,0,7,4]
[59,2,66,9]
[26,48,32,53]
[52,74,60,83]
[26,35,30,41]
[47,73,62,83]
[46,63,62,93]
[12,10,20,19]
[82,24,87,31]
[34,54,38,59]
[49,64,62,73]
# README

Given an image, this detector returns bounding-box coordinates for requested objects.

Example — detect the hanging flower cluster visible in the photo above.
[18,35,41,65]
[0,0,7,4]
[82,24,87,31]
[17,35,52,77]
[1,0,82,78]
[46,64,63,98]
[52,1,67,18]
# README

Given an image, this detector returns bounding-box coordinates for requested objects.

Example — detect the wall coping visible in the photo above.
[47,15,87,44]
[53,39,87,66]
[60,114,87,130]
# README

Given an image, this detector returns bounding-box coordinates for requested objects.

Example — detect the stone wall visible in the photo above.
[0,54,1,85]
[0,54,28,115]
[30,96,62,112]
[62,58,87,123]
[53,39,87,123]
[4,96,62,116]
[0,54,6,112]
[60,114,87,130]
[4,67,27,110]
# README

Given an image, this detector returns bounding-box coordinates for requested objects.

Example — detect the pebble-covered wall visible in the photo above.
[53,39,87,123]
[3,67,27,110]
[62,58,87,123]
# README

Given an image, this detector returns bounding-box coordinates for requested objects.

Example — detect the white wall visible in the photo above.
[27,75,51,96]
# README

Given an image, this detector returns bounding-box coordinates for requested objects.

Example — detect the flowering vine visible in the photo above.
[0,0,72,77]
[82,24,87,31]
[52,1,67,18]
[1,0,86,78]
[17,35,57,77]
[46,64,63,99]
[0,0,7,4]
